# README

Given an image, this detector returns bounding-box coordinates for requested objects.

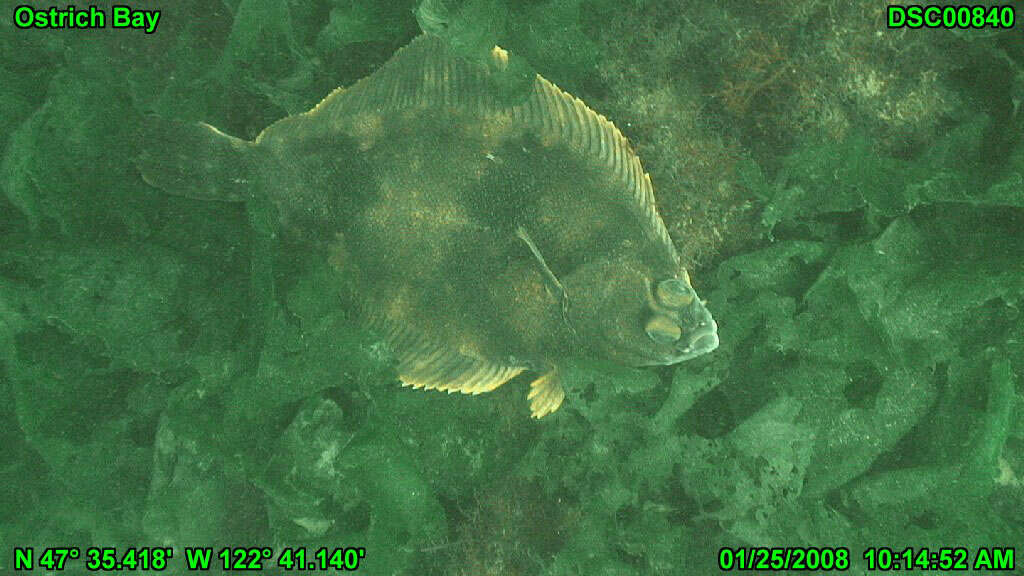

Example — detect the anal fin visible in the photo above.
[372,314,526,397]
[369,310,565,416]
[398,341,526,396]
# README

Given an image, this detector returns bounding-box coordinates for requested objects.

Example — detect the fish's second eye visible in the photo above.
[644,314,681,344]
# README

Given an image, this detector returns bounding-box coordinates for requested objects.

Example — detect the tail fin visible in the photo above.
[137,119,259,202]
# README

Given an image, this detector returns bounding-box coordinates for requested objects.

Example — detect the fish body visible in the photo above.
[140,35,719,417]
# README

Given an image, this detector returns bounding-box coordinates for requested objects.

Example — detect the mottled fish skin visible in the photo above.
[140,34,719,418]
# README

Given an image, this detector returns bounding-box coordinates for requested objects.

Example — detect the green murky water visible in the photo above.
[2,1,1021,574]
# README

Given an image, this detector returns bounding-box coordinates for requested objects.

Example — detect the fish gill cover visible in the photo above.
[1,1,1021,575]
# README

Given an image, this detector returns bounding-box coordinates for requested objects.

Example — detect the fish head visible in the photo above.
[562,256,719,367]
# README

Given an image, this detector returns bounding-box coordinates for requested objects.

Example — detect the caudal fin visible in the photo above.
[137,119,258,202]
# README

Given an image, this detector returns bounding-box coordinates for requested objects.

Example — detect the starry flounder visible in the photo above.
[139,34,719,418]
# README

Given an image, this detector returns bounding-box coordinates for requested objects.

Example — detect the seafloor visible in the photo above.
[1,1,1021,574]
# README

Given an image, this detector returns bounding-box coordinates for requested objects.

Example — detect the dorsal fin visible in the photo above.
[510,76,679,268]
[304,34,510,120]
[272,35,679,267]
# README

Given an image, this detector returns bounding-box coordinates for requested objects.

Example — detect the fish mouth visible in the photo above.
[672,315,719,362]
[644,299,719,366]
[675,297,719,360]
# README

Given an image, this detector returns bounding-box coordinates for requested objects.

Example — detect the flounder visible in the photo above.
[139,34,719,418]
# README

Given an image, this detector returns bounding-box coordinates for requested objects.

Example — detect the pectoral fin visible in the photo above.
[515,226,572,330]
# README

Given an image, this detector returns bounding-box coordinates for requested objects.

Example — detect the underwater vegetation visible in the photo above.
[1,1,1022,574]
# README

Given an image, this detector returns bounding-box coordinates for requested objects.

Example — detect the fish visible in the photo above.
[138,34,719,418]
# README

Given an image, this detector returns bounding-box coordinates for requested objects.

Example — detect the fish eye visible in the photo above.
[655,278,694,309]
[644,313,681,344]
